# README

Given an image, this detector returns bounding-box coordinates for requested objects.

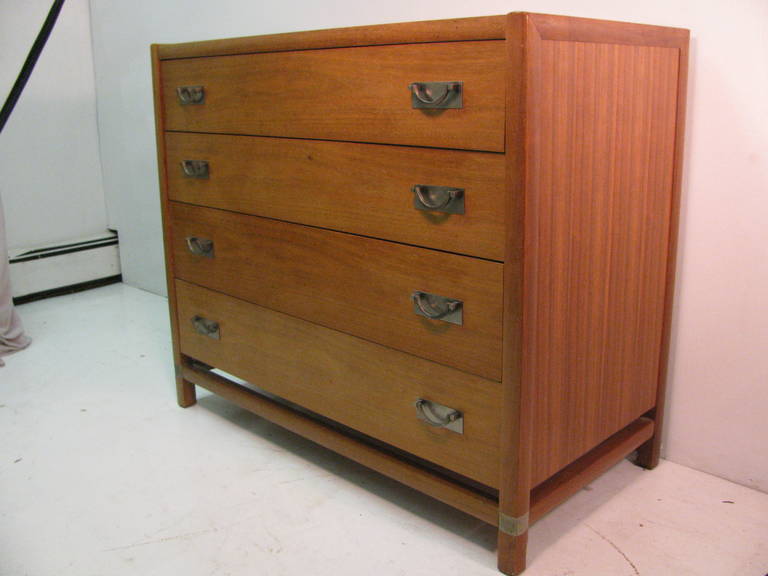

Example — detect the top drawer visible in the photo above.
[160,41,505,152]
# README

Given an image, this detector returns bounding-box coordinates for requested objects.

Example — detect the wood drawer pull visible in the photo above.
[412,185,465,214]
[415,398,463,434]
[176,85,205,105]
[411,291,463,325]
[191,315,220,339]
[180,159,209,179]
[408,81,463,109]
[185,236,214,258]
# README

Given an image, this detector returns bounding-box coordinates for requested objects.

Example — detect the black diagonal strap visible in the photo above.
[0,0,66,136]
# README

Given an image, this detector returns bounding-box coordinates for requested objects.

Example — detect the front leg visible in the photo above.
[498,527,528,575]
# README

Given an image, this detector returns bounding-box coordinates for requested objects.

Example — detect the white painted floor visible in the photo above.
[1,283,767,576]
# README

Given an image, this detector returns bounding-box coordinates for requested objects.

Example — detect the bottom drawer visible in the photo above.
[175,280,501,488]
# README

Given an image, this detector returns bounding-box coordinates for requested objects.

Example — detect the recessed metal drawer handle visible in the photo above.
[412,291,463,325]
[191,315,220,339]
[185,236,214,258]
[180,160,209,179]
[412,185,465,214]
[415,398,464,434]
[176,85,205,105]
[408,81,463,109]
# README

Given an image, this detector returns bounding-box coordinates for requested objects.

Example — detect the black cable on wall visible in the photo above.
[0,0,66,136]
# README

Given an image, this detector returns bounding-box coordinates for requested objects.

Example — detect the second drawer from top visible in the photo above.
[166,132,505,261]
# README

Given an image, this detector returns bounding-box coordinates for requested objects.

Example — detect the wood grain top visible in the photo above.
[527,13,689,47]
[155,15,506,59]
[153,13,688,60]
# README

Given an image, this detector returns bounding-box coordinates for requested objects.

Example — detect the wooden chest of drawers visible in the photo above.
[152,13,688,574]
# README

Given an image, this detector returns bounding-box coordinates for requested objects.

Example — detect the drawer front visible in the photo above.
[161,41,505,152]
[170,202,502,380]
[166,132,506,261]
[176,280,501,488]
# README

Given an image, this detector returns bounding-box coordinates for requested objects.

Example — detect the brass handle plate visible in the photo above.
[412,291,463,325]
[408,81,463,109]
[176,85,205,105]
[191,315,220,339]
[412,185,465,214]
[185,236,214,258]
[180,160,209,179]
[415,398,464,434]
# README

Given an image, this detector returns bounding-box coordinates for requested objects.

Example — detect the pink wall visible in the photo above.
[660,0,768,491]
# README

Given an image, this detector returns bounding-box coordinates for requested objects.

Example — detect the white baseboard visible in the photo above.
[9,233,121,300]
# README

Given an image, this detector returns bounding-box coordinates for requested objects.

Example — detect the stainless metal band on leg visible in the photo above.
[499,512,529,537]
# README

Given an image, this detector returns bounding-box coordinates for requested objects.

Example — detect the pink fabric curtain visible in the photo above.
[0,194,30,366]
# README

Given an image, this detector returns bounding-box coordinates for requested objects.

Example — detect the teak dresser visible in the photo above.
[152,13,688,574]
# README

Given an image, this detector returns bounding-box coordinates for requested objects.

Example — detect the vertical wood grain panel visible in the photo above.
[636,35,689,470]
[497,12,530,576]
[528,38,680,484]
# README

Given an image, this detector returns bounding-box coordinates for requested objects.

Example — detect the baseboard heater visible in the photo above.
[9,231,121,304]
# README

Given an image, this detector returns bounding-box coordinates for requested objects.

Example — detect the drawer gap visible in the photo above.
[163,129,507,156]
[170,199,504,264]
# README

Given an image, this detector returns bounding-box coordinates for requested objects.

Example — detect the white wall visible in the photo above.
[89,0,768,493]
[0,0,107,250]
